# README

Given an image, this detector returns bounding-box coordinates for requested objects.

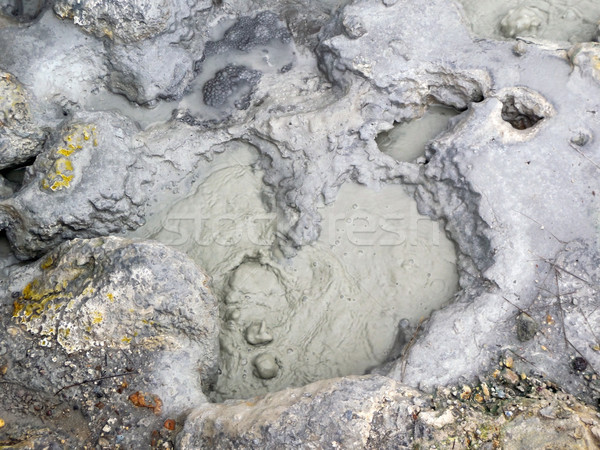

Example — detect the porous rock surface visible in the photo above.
[0,71,47,169]
[178,374,600,449]
[53,0,174,43]
[0,0,599,447]
[0,236,219,447]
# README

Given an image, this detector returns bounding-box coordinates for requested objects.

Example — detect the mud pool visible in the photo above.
[134,142,458,399]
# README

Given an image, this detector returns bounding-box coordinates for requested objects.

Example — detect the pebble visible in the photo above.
[501,368,520,385]
[253,353,279,379]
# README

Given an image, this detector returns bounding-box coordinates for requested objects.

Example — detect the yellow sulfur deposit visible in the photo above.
[12,278,71,321]
[41,124,97,191]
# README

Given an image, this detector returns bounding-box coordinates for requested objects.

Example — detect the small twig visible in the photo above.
[554,268,599,377]
[554,264,593,286]
[400,318,424,381]
[536,253,593,286]
[501,296,530,317]
[458,266,480,282]
[555,270,569,349]
[472,182,500,228]
[507,349,540,371]
[537,285,577,297]
[514,210,567,245]
[529,250,562,292]
[569,143,600,172]
[55,372,136,396]
[579,307,600,346]
[585,304,599,320]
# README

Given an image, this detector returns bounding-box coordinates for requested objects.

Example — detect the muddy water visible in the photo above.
[85,22,296,129]
[457,0,600,43]
[377,105,460,162]
[134,142,458,400]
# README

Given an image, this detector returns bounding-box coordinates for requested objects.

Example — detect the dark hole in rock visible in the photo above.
[572,356,587,372]
[471,91,485,103]
[0,0,46,21]
[0,230,10,256]
[0,229,21,278]
[501,95,543,130]
[0,156,36,188]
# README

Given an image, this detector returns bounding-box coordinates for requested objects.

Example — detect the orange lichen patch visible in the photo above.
[593,55,600,73]
[460,385,472,400]
[116,380,128,394]
[41,124,97,192]
[107,292,114,302]
[129,391,162,414]
[164,419,176,431]
[101,28,114,40]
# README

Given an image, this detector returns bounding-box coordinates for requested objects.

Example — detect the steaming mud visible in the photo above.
[134,142,458,399]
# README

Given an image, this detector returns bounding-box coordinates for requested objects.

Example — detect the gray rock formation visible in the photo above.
[178,376,428,448]
[53,0,176,44]
[0,111,144,259]
[0,236,219,447]
[313,0,600,405]
[0,10,107,114]
[203,65,261,109]
[0,110,230,259]
[0,71,47,169]
[202,11,292,56]
[106,40,196,105]
[179,374,600,449]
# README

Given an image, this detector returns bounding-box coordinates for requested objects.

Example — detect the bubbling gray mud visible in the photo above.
[376,105,461,162]
[457,0,600,43]
[133,143,458,400]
